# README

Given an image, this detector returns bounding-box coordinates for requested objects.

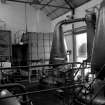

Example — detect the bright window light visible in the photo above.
[76,33,87,62]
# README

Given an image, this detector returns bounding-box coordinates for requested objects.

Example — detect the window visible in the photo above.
[65,35,73,62]
[76,33,87,62]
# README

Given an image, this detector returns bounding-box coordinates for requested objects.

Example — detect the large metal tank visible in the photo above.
[49,22,68,65]
[86,12,96,61]
[91,0,105,79]
[49,18,85,65]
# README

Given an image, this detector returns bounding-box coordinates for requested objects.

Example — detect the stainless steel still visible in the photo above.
[49,18,85,65]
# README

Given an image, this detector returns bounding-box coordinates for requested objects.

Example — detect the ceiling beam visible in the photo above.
[51,10,70,20]
[7,0,71,9]
[31,0,40,4]
[40,0,53,10]
[40,0,44,3]
[75,0,92,8]
[47,3,70,16]
[35,3,70,9]
[64,0,74,9]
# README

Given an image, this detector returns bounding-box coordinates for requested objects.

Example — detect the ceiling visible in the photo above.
[6,0,91,20]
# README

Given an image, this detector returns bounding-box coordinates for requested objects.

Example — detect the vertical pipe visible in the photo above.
[86,12,96,62]
[9,31,12,62]
[30,33,32,62]
[49,33,50,61]
[30,33,32,83]
[71,9,76,62]
[36,33,39,81]
[26,33,32,83]
[43,33,45,61]
[72,24,76,62]
[25,2,28,33]
[37,33,38,59]
[71,9,76,86]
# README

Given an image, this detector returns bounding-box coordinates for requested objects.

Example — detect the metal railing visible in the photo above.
[0,61,92,105]
[0,61,84,84]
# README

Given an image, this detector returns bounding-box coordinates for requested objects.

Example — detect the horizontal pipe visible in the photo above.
[0,84,84,100]
[0,66,90,72]
[0,62,82,70]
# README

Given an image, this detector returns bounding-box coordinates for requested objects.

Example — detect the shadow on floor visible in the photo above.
[24,82,68,105]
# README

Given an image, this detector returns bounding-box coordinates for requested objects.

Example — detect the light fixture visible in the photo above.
[19,41,24,45]
[1,90,7,96]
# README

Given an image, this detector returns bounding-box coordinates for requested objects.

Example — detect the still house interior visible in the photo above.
[0,0,105,105]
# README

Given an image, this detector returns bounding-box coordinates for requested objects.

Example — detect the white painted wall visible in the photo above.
[0,1,52,43]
